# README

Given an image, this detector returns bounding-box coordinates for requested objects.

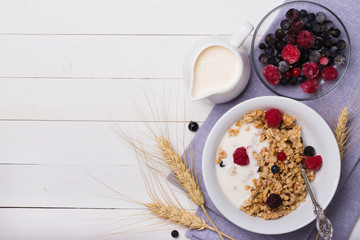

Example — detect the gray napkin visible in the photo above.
[184,0,360,239]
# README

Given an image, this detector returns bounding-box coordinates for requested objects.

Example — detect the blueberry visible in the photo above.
[330,46,338,56]
[289,77,297,85]
[171,230,179,238]
[265,34,277,45]
[280,77,288,85]
[268,56,280,66]
[296,75,306,82]
[313,37,324,49]
[276,52,282,59]
[323,20,334,31]
[271,165,280,174]
[305,22,312,30]
[278,61,290,73]
[327,56,334,66]
[286,8,299,22]
[307,13,316,22]
[259,43,266,50]
[275,40,286,51]
[299,9,307,18]
[304,146,316,156]
[275,28,285,39]
[264,46,274,55]
[315,12,326,23]
[311,22,323,34]
[188,121,199,132]
[309,50,321,62]
[258,54,270,64]
[331,28,341,38]
[334,54,346,65]
[320,31,331,39]
[321,48,331,57]
[337,40,347,50]
[324,38,336,48]
[281,19,291,30]
[220,161,226,167]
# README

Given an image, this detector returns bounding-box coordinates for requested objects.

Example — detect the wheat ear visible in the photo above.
[156,137,229,240]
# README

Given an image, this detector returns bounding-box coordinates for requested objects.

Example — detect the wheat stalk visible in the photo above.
[334,107,350,160]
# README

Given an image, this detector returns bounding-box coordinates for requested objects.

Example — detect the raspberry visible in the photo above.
[291,20,305,34]
[319,56,329,66]
[314,72,322,81]
[301,79,318,94]
[263,65,281,85]
[265,108,282,128]
[297,30,315,49]
[302,62,319,79]
[233,147,249,166]
[304,155,322,171]
[285,30,297,44]
[284,70,292,79]
[322,66,338,81]
[292,68,301,77]
[281,44,300,64]
[277,152,287,161]
[266,193,282,209]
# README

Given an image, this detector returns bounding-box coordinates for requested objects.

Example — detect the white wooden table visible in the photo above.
[0,1,359,239]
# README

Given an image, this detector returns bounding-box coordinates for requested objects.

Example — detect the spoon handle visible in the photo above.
[300,165,324,218]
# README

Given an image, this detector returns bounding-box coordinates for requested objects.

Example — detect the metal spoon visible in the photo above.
[300,165,333,240]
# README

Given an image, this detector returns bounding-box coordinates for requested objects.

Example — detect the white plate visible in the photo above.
[202,96,340,235]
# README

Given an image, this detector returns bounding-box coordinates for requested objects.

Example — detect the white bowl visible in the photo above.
[202,96,340,235]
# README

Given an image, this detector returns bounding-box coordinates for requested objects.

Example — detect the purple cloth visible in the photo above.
[185,0,360,239]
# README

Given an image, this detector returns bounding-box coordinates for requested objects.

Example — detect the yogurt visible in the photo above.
[215,123,269,208]
[192,45,239,98]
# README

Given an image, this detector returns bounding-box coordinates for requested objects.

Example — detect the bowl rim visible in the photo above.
[250,0,352,101]
[202,96,341,234]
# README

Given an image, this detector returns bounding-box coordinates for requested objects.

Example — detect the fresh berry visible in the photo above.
[264,46,274,55]
[277,152,287,161]
[297,30,315,49]
[280,19,291,30]
[286,8,299,22]
[324,38,336,48]
[334,54,346,65]
[301,79,319,94]
[330,46,338,56]
[323,20,334,31]
[271,165,280,174]
[265,108,282,127]
[275,28,285,39]
[259,43,266,50]
[309,50,321,63]
[299,9,307,18]
[258,54,270,64]
[285,30,297,44]
[278,61,290,73]
[266,193,282,209]
[188,121,199,132]
[311,22,323,34]
[265,34,277,46]
[313,37,324,49]
[302,62,319,79]
[305,22,312,30]
[319,56,329,65]
[296,75,306,82]
[304,146,316,156]
[321,48,331,58]
[291,20,305,34]
[284,70,292,79]
[304,155,322,171]
[275,40,286,51]
[337,40,347,50]
[322,66,338,81]
[280,77,288,85]
[314,72,322,81]
[331,28,341,38]
[327,56,334,66]
[281,44,301,64]
[315,12,326,23]
[220,161,225,167]
[233,147,249,166]
[268,56,281,66]
[307,13,315,22]
[263,65,281,85]
[171,230,179,238]
[292,68,301,77]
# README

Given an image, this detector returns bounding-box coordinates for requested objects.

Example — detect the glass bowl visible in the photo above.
[251,1,351,101]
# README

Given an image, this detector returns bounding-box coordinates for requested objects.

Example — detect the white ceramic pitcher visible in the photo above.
[183,22,254,104]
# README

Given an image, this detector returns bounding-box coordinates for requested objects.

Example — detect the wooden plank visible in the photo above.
[0,35,259,79]
[0,0,283,35]
[0,208,189,240]
[0,121,198,165]
[0,165,195,209]
[0,78,213,121]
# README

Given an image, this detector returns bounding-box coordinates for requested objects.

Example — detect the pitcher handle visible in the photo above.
[230,22,254,48]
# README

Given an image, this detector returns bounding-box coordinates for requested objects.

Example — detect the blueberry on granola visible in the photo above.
[266,193,282,209]
[271,165,280,174]
[304,146,316,156]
